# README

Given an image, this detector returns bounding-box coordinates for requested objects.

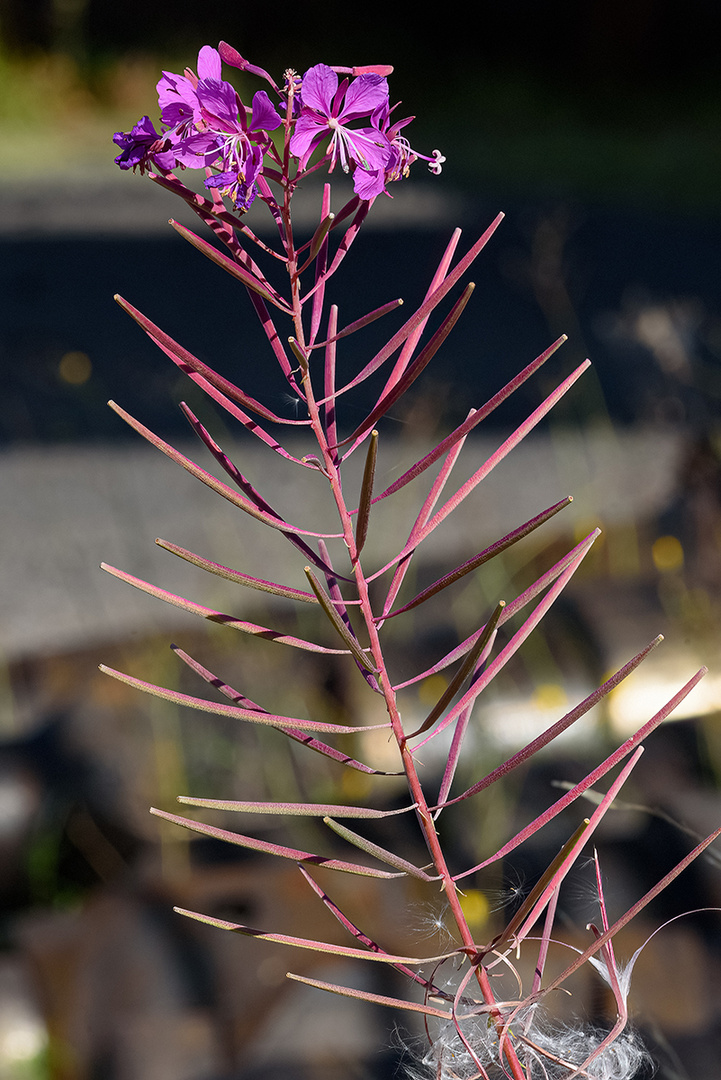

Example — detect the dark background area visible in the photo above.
[1,0,720,445]
[1,0,720,207]
[2,205,721,445]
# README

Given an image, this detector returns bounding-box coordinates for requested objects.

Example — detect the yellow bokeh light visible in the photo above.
[418,673,448,706]
[459,888,490,929]
[532,682,568,711]
[652,534,684,572]
[58,351,92,385]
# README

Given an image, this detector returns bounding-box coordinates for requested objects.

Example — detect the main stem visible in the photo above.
[280,197,526,1080]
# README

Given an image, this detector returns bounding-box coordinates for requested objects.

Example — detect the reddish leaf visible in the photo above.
[101,665,389,734]
[101,564,346,654]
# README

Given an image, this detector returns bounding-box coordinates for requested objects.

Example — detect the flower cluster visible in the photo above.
[113,44,444,209]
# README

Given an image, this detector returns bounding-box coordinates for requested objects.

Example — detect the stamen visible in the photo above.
[429,149,446,175]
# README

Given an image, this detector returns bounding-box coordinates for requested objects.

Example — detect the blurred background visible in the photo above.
[1,2,721,1078]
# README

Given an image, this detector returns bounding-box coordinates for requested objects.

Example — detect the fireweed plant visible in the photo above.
[106,43,720,1080]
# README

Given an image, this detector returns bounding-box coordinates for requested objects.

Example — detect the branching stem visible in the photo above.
[273,123,525,1075]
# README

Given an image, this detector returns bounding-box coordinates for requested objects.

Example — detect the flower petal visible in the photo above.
[340,73,389,121]
[289,114,326,159]
[197,78,240,130]
[197,45,222,82]
[300,64,337,115]
[157,71,196,116]
[249,90,283,132]
[342,126,391,171]
[353,166,387,200]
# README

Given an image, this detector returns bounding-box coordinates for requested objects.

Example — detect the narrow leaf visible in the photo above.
[553,777,721,866]
[176,403,350,578]
[287,336,309,373]
[176,796,415,818]
[179,401,349,583]
[107,401,340,538]
[391,360,591,563]
[434,697,480,815]
[169,219,293,312]
[340,282,476,450]
[312,299,404,349]
[286,973,453,1019]
[309,184,331,346]
[149,169,244,233]
[318,540,381,693]
[279,728,401,776]
[542,823,721,996]
[155,538,318,603]
[174,905,463,962]
[355,430,378,553]
[101,665,388,733]
[412,533,598,747]
[304,567,377,672]
[531,881,560,998]
[114,295,308,427]
[302,197,370,305]
[383,497,572,620]
[152,812,403,878]
[171,645,398,775]
[373,334,567,504]
[375,410,472,612]
[511,751,645,952]
[299,211,335,271]
[323,817,436,881]
[394,529,600,689]
[323,304,339,462]
[153,177,283,276]
[453,667,707,878]
[170,644,265,712]
[316,539,353,625]
[435,635,663,809]
[316,214,504,404]
[375,228,462,402]
[251,290,304,397]
[297,867,450,999]
[408,601,505,739]
[495,819,592,952]
[100,564,346,654]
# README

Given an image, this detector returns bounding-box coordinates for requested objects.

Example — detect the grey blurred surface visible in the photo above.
[1,430,684,662]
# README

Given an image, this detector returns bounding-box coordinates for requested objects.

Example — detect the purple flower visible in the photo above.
[289,64,392,193]
[136,43,283,201]
[205,143,264,212]
[156,45,221,130]
[153,46,226,169]
[352,102,446,198]
[195,80,282,210]
[113,116,175,171]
